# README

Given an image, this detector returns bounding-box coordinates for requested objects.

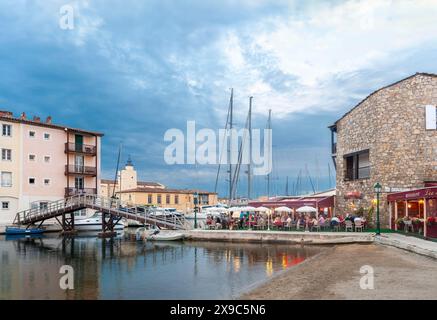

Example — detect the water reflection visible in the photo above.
[0,231,324,299]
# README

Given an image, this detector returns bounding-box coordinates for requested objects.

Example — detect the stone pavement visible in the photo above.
[375,233,437,259]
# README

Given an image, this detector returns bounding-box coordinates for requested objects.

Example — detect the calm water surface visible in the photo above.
[0,231,323,299]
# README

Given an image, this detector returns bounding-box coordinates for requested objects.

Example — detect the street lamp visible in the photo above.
[193,192,199,229]
[373,182,382,235]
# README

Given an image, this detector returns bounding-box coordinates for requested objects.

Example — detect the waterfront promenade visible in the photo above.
[186,229,374,244]
[241,242,437,300]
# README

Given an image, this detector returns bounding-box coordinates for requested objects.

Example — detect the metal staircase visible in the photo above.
[14,195,188,231]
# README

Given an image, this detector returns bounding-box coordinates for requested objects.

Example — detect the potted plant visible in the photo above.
[395,217,405,230]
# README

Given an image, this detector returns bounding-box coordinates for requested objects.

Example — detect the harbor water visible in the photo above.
[0,230,323,299]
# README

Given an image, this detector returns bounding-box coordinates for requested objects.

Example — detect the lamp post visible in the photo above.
[373,182,382,235]
[194,192,199,229]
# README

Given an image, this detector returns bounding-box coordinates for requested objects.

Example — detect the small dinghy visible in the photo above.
[135,225,185,241]
[146,230,185,241]
[5,227,45,235]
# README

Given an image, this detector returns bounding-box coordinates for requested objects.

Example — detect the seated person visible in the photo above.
[330,215,340,226]
[318,215,325,226]
[274,216,282,226]
[286,215,292,226]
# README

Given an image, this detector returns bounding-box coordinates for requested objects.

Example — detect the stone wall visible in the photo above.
[335,74,437,227]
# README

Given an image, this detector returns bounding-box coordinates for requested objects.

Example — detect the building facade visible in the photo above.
[0,110,103,225]
[330,73,437,227]
[101,160,217,213]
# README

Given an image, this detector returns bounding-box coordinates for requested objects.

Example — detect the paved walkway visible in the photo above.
[241,243,437,300]
[375,233,437,259]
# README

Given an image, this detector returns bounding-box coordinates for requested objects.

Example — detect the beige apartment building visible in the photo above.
[0,110,103,226]
[101,159,218,213]
[330,73,437,227]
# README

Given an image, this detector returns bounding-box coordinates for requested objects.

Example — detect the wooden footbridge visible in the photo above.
[13,195,188,235]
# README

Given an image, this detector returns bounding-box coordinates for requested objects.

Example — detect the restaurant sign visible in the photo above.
[387,187,437,201]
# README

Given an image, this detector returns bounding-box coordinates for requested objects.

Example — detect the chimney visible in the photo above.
[20,112,26,120]
[45,116,52,124]
[0,110,13,117]
[33,116,41,122]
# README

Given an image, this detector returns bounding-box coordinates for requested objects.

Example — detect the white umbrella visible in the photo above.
[274,206,292,213]
[241,206,256,211]
[254,206,270,212]
[228,207,242,212]
[296,206,317,213]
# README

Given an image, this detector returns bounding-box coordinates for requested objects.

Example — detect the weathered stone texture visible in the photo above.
[335,74,437,226]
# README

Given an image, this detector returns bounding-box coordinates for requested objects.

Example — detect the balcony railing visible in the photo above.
[65,165,97,176]
[65,188,97,197]
[65,143,97,155]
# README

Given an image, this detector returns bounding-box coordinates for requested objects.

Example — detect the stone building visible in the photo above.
[329,73,437,227]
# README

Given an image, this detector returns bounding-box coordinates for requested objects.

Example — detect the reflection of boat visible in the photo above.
[5,227,45,235]
[75,212,125,231]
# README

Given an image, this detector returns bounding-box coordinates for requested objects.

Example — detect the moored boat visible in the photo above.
[75,212,125,231]
[5,227,45,235]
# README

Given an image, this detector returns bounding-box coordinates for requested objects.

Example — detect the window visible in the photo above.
[44,133,50,140]
[2,201,9,210]
[1,149,11,161]
[29,131,36,138]
[2,124,11,136]
[175,195,179,204]
[29,177,35,185]
[44,156,50,163]
[74,209,86,217]
[44,179,50,186]
[344,150,370,181]
[157,195,162,204]
[1,172,12,187]
[39,202,48,210]
[148,194,152,204]
[166,194,171,204]
[425,105,437,130]
[29,154,36,161]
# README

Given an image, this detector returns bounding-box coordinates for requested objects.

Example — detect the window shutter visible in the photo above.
[425,105,436,130]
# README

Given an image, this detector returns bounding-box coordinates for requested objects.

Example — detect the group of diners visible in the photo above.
[204,211,367,232]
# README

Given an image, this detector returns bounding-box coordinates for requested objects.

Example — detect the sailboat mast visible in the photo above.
[228,89,233,206]
[285,176,289,196]
[247,96,253,200]
[112,143,122,199]
[266,109,272,198]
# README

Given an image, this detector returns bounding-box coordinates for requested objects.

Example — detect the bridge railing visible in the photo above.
[14,194,188,229]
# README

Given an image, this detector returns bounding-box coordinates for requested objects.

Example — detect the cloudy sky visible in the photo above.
[1,0,437,198]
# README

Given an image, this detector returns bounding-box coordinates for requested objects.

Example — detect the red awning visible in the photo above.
[387,186,437,202]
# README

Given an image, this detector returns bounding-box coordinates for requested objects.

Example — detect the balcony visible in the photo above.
[65,165,97,176]
[65,143,97,156]
[65,188,97,197]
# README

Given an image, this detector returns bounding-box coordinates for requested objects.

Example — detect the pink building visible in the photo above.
[0,110,103,225]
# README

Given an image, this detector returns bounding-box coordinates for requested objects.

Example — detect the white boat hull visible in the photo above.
[75,218,125,231]
[146,231,185,241]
